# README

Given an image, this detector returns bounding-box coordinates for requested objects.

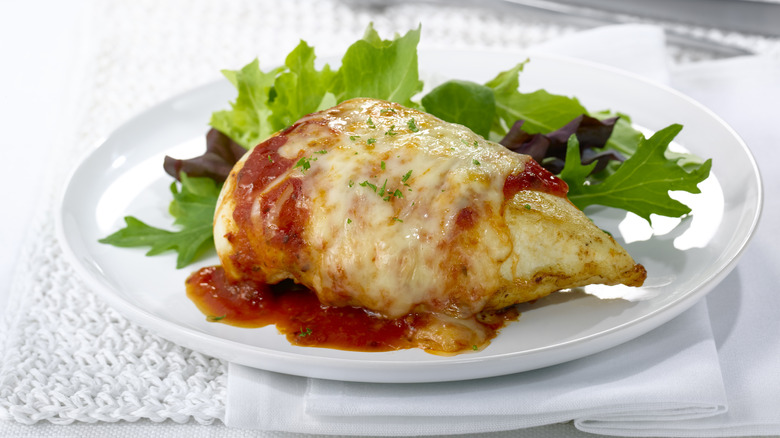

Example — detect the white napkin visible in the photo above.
[662,54,780,437]
[227,301,726,435]
[226,24,778,435]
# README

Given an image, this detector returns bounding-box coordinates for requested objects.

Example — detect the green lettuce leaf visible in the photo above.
[268,40,336,132]
[485,63,590,143]
[420,80,495,138]
[99,174,221,268]
[209,59,283,149]
[560,125,713,221]
[332,23,423,107]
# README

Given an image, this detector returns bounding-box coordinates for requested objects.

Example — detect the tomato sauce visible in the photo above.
[227,128,311,280]
[504,158,568,199]
[186,266,518,352]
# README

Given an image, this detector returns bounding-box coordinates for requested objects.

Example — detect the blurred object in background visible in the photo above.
[546,0,780,37]
[344,0,780,61]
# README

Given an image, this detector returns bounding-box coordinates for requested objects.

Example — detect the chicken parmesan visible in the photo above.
[187,98,646,354]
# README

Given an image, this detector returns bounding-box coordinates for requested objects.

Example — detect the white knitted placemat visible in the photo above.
[1,0,776,428]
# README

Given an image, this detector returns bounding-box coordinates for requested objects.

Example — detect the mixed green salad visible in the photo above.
[100,24,711,268]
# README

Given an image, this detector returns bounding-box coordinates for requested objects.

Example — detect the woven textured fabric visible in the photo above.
[1,0,776,427]
[0,0,580,426]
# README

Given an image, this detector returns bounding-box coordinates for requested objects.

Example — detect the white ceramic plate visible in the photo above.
[57,50,762,383]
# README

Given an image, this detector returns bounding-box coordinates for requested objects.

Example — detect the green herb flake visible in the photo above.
[294,157,314,172]
[267,155,274,163]
[367,138,377,145]
[385,125,397,136]
[347,218,353,224]
[207,314,227,322]
[524,204,531,210]
[401,169,413,182]
[314,150,328,154]
[298,327,313,337]
[367,116,376,129]
[392,217,403,223]
[407,117,419,132]
[349,135,360,141]
[359,180,377,192]
[380,161,386,170]
[473,159,481,166]
[380,108,396,115]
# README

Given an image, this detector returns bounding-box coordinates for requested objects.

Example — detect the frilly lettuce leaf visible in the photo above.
[99,174,220,268]
[561,126,713,221]
[210,23,422,150]
[332,23,423,107]
[209,60,282,149]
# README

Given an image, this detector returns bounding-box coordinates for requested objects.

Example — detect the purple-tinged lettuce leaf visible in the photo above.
[500,114,625,175]
[164,128,246,183]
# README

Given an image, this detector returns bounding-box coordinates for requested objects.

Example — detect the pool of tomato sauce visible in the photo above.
[186,125,563,352]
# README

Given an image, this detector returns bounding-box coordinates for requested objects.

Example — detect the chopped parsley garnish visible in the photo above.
[359,177,405,202]
[367,116,376,129]
[472,159,481,166]
[359,180,377,192]
[380,108,396,115]
[298,327,313,337]
[385,125,397,136]
[524,204,531,210]
[407,117,419,132]
[347,218,352,224]
[207,314,227,322]
[392,217,403,223]
[366,138,377,145]
[314,149,328,154]
[349,135,360,141]
[295,156,316,172]
[401,169,412,182]
[380,161,386,170]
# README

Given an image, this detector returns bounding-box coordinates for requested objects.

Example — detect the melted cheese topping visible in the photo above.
[214,98,645,329]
